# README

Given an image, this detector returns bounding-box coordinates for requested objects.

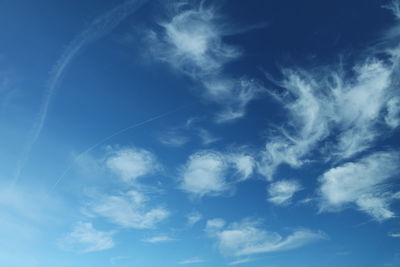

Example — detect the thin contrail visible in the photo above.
[50,105,188,191]
[12,0,147,186]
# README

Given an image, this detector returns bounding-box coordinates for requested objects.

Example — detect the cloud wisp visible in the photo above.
[267,179,302,206]
[85,190,170,229]
[147,0,262,122]
[259,56,400,180]
[59,222,115,253]
[14,0,147,186]
[205,218,326,257]
[179,150,255,197]
[318,151,400,221]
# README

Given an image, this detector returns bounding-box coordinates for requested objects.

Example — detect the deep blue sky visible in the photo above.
[1,0,400,266]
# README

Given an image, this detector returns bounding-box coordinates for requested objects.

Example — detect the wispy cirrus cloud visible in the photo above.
[142,234,175,243]
[59,222,115,253]
[205,218,326,257]
[179,150,255,197]
[146,0,262,122]
[186,211,203,226]
[318,151,400,221]
[259,58,399,180]
[178,257,206,265]
[13,0,147,185]
[85,190,169,229]
[267,179,302,206]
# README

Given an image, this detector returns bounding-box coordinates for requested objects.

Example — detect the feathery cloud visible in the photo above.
[205,218,326,257]
[267,180,302,205]
[86,190,169,229]
[318,151,400,221]
[260,58,399,179]
[59,222,114,253]
[178,257,206,264]
[142,234,175,243]
[146,1,262,122]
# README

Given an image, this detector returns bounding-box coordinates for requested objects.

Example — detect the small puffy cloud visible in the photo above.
[106,147,159,183]
[267,180,302,205]
[318,151,400,221]
[59,222,114,253]
[142,234,175,243]
[86,190,169,229]
[179,150,255,197]
[187,211,203,226]
[178,257,206,265]
[205,218,325,257]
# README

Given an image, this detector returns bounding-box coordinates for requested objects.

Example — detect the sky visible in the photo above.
[0,0,400,266]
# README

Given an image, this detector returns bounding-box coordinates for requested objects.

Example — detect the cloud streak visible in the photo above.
[14,0,147,185]
[205,218,326,257]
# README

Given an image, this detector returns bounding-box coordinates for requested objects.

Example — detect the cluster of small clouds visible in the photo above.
[179,150,255,197]
[61,146,169,252]
[259,1,400,221]
[205,218,326,257]
[259,59,399,180]
[147,0,263,122]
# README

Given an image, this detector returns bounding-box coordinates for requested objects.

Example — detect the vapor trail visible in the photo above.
[13,0,147,185]
[50,105,188,191]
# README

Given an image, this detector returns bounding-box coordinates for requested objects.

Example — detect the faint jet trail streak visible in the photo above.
[12,0,147,186]
[50,105,188,191]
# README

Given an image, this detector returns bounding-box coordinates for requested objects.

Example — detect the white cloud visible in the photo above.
[388,233,400,238]
[146,1,262,122]
[204,78,263,123]
[59,222,114,253]
[384,0,400,20]
[198,128,219,145]
[187,211,203,226]
[142,234,175,243]
[385,97,400,128]
[179,150,255,197]
[14,0,146,185]
[159,129,190,147]
[228,258,253,265]
[318,151,400,221]
[267,180,302,205]
[205,218,325,257]
[178,257,206,264]
[87,190,169,229]
[260,58,399,179]
[149,1,240,78]
[106,147,159,183]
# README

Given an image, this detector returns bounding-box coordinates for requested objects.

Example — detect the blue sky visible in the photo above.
[1,0,400,266]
